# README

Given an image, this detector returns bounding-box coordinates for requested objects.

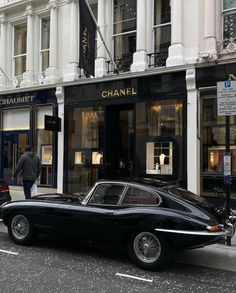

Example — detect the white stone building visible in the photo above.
[0,0,236,197]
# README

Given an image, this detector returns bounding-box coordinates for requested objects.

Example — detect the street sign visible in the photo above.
[217,80,236,116]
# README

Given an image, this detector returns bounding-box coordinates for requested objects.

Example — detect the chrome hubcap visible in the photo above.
[11,215,29,240]
[133,232,161,263]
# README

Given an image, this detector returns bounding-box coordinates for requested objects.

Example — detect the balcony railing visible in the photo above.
[217,38,236,57]
[106,56,133,75]
[147,50,168,69]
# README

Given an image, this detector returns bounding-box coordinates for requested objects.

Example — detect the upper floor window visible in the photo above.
[223,0,236,39]
[40,17,50,72]
[113,0,137,72]
[154,0,171,53]
[14,23,27,76]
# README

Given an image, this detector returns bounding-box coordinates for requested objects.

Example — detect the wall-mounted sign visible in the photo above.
[217,81,236,116]
[101,87,137,98]
[44,115,61,132]
[0,95,34,105]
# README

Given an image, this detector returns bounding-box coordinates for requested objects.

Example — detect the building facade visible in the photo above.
[0,0,236,196]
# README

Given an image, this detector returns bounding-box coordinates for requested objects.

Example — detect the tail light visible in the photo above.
[207,224,225,232]
[0,184,9,192]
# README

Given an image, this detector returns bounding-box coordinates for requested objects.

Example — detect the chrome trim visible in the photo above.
[155,228,229,236]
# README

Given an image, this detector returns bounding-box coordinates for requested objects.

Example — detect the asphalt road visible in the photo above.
[0,222,236,293]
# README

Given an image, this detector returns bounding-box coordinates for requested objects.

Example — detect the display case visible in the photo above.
[208,146,236,173]
[146,141,173,175]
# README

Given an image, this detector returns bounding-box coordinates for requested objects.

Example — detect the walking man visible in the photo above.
[13,145,42,199]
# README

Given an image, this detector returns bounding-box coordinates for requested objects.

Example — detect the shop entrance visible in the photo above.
[2,131,29,184]
[105,104,135,178]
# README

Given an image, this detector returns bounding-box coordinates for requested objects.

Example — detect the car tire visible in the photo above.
[7,214,36,245]
[128,231,170,270]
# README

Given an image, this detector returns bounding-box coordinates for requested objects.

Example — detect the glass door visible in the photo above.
[2,131,29,184]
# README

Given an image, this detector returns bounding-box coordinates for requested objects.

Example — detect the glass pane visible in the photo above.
[41,17,50,50]
[14,56,26,76]
[154,24,171,52]
[2,108,30,130]
[223,12,236,39]
[41,51,49,72]
[154,0,171,25]
[36,106,53,129]
[123,186,159,205]
[113,0,136,34]
[14,24,27,55]
[114,33,136,58]
[223,0,236,10]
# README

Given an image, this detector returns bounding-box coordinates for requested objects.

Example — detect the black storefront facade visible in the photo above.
[0,88,58,188]
[64,71,187,194]
[197,62,236,197]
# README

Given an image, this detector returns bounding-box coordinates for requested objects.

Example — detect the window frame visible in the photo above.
[153,0,171,53]
[39,16,50,73]
[13,23,27,77]
[222,0,236,40]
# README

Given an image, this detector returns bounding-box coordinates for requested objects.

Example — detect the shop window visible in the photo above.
[67,106,104,194]
[113,0,137,71]
[136,99,183,180]
[40,17,50,72]
[223,0,236,40]
[154,0,171,53]
[201,94,236,193]
[35,106,53,186]
[14,23,27,77]
[2,108,30,130]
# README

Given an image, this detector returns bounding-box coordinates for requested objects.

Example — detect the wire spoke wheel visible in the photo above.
[133,232,161,264]
[11,215,30,240]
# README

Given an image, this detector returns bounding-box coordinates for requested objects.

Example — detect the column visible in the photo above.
[0,14,7,90]
[63,0,79,82]
[131,0,148,72]
[166,0,185,67]
[186,68,200,195]
[95,0,107,77]
[199,0,217,60]
[44,0,59,84]
[55,86,65,193]
[21,5,35,87]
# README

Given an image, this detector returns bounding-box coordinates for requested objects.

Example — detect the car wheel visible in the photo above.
[8,214,36,245]
[128,231,170,270]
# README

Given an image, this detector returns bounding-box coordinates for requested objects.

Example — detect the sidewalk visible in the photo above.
[8,186,236,272]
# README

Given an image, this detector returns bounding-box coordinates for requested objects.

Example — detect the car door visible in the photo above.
[68,183,127,241]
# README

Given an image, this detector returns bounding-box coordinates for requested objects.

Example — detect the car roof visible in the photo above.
[97,177,170,189]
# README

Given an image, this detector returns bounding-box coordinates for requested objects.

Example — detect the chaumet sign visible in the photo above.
[0,95,34,105]
[101,87,137,98]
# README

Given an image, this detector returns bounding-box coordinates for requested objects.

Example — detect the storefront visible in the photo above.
[0,88,58,187]
[197,63,236,195]
[64,71,187,194]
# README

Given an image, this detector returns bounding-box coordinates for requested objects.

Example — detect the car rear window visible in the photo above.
[122,186,161,206]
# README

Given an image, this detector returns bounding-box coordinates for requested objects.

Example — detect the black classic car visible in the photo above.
[0,178,234,270]
[0,179,11,206]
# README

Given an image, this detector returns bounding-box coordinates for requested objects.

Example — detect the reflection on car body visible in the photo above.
[0,178,235,270]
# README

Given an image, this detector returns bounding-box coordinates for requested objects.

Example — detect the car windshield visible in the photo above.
[168,187,206,204]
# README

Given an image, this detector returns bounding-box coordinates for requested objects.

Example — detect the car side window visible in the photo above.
[89,184,125,205]
[122,186,161,206]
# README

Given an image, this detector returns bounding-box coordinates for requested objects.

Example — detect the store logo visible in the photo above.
[0,95,34,105]
[101,87,137,98]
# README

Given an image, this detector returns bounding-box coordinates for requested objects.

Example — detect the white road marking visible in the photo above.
[116,273,153,283]
[0,249,19,255]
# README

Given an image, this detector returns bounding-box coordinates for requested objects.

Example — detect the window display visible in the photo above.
[146,141,173,175]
